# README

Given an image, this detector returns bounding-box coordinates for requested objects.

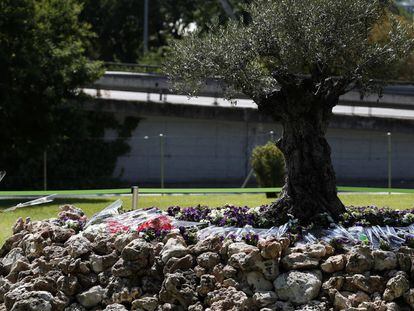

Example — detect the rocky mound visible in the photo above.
[0,209,413,310]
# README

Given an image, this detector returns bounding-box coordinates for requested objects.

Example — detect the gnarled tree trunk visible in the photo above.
[262,91,345,224]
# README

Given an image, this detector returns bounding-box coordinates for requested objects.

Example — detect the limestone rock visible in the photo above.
[159,271,198,308]
[403,289,414,309]
[246,271,273,292]
[211,263,225,283]
[194,265,206,278]
[321,255,346,273]
[0,233,24,258]
[3,284,32,309]
[7,291,55,311]
[122,239,154,262]
[228,250,262,271]
[103,304,128,311]
[222,278,239,288]
[160,237,188,263]
[205,286,249,310]
[256,259,280,280]
[90,251,118,273]
[131,295,159,311]
[113,233,139,253]
[281,252,319,270]
[2,207,414,311]
[222,264,237,279]
[258,239,283,259]
[196,274,216,296]
[274,271,322,305]
[188,302,204,311]
[397,252,412,272]
[383,271,410,302]
[192,236,222,255]
[196,252,220,269]
[322,277,344,292]
[112,258,147,277]
[0,278,11,303]
[333,290,352,310]
[252,291,278,308]
[1,248,26,274]
[372,250,398,271]
[227,242,259,257]
[164,254,194,274]
[57,275,80,296]
[76,285,106,308]
[7,259,30,281]
[346,246,373,274]
[386,302,401,311]
[64,303,87,311]
[305,244,327,259]
[21,233,46,259]
[343,274,385,294]
[64,235,92,258]
[348,291,371,307]
[50,226,75,244]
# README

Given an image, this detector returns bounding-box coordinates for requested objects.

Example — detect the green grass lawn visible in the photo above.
[0,193,413,246]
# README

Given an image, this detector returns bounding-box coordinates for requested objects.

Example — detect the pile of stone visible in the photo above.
[0,212,413,310]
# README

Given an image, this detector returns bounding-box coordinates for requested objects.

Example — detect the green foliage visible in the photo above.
[80,0,250,63]
[80,0,144,62]
[165,0,414,102]
[251,142,285,189]
[0,0,137,189]
[0,0,102,148]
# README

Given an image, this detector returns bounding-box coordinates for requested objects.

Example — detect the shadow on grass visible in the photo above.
[0,198,114,210]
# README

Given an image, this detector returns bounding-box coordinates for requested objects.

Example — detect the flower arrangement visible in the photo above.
[168,204,267,228]
[168,204,414,229]
[179,226,199,244]
[107,220,130,234]
[341,206,414,227]
[137,215,173,232]
[136,215,174,242]
[220,232,259,246]
[57,205,88,232]
[405,234,414,248]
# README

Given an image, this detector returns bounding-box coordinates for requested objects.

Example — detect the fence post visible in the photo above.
[43,150,47,191]
[131,186,139,210]
[387,132,392,194]
[160,134,165,189]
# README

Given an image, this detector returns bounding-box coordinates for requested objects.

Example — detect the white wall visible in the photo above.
[112,115,414,187]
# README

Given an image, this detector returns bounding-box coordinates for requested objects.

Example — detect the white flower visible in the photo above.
[210,209,224,220]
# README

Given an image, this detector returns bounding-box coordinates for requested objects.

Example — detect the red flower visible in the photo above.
[137,215,173,232]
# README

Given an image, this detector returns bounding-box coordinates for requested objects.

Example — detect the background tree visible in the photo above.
[165,0,414,224]
[0,0,137,189]
[80,0,250,63]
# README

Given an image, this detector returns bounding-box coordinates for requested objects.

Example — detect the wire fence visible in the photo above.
[2,129,413,191]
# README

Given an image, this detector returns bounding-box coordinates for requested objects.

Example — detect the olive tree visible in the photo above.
[165,0,413,224]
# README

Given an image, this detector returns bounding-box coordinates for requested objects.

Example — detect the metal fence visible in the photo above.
[2,128,409,191]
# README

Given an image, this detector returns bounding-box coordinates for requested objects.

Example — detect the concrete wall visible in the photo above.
[112,114,414,187]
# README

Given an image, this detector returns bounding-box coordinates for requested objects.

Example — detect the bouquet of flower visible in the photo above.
[137,215,173,232]
[58,205,88,232]
[107,220,130,234]
[136,215,174,241]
